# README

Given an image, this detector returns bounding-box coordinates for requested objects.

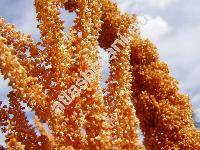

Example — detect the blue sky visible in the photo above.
[0,0,200,146]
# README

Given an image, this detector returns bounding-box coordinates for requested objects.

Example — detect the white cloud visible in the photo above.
[0,131,6,147]
[99,48,110,87]
[146,0,177,7]
[139,15,172,42]
[193,106,200,123]
[0,76,11,100]
[193,94,200,110]
[15,0,39,39]
[114,1,136,13]
[116,0,177,14]
[19,7,39,38]
[115,1,173,42]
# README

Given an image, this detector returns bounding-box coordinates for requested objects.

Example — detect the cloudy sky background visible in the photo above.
[0,0,200,146]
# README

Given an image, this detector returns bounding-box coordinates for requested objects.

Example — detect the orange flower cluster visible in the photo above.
[130,36,200,149]
[0,0,199,149]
